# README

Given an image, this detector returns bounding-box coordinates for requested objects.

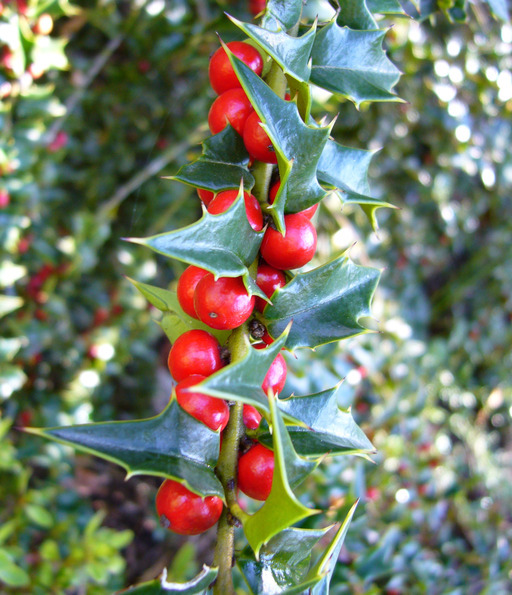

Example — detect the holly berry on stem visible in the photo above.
[254,261,286,312]
[260,213,317,270]
[175,375,229,431]
[208,189,263,231]
[269,181,319,219]
[177,265,209,319]
[208,89,253,136]
[196,188,215,206]
[238,443,274,501]
[209,42,263,95]
[243,404,262,430]
[243,111,277,164]
[254,343,287,395]
[156,479,223,535]
[167,329,224,381]
[194,274,255,330]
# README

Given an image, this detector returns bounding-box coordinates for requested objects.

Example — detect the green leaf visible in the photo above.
[26,400,224,498]
[263,0,303,30]
[237,527,330,594]
[228,53,331,214]
[336,0,378,30]
[307,501,359,594]
[0,295,23,318]
[119,565,218,594]
[126,189,263,281]
[127,278,231,344]
[366,0,407,15]
[195,327,290,414]
[266,386,375,458]
[229,16,316,83]
[0,549,30,587]
[25,504,54,529]
[170,125,254,193]
[311,21,402,106]
[263,255,381,349]
[0,338,24,362]
[242,394,319,556]
[0,364,27,396]
[317,138,394,228]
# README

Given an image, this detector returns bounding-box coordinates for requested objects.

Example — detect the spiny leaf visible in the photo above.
[307,501,359,594]
[336,0,378,30]
[242,393,319,557]
[237,527,331,594]
[126,277,230,344]
[263,386,375,458]
[25,400,224,498]
[262,255,381,350]
[229,16,316,83]
[311,21,402,106]
[195,326,290,414]
[228,53,330,214]
[125,189,263,281]
[262,0,303,31]
[170,125,254,193]
[119,565,218,594]
[366,0,408,14]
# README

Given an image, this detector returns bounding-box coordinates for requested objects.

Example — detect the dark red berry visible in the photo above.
[238,443,274,501]
[260,213,317,270]
[254,261,286,312]
[209,41,263,95]
[196,188,215,206]
[208,89,253,136]
[243,404,262,430]
[175,375,229,431]
[243,111,277,164]
[208,189,263,231]
[254,344,287,395]
[177,265,209,319]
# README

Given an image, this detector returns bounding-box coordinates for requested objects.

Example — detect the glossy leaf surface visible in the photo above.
[311,21,401,106]
[268,387,375,458]
[263,256,381,349]
[126,191,263,280]
[336,0,378,29]
[228,54,330,212]
[242,394,319,556]
[120,565,218,594]
[263,0,303,30]
[171,126,254,193]
[26,400,224,498]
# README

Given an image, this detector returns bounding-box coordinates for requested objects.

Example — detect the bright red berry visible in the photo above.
[194,274,255,330]
[254,344,287,395]
[208,89,253,136]
[177,265,209,319]
[175,375,229,431]
[269,181,318,219]
[209,41,263,95]
[208,189,263,231]
[238,443,274,501]
[196,188,215,206]
[243,404,262,430]
[254,261,286,312]
[167,329,224,382]
[249,0,266,16]
[260,213,317,270]
[156,479,223,535]
[243,111,277,164]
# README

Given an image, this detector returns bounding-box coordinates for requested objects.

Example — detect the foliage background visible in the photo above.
[1,0,511,593]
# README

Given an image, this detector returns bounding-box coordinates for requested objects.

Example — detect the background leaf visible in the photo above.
[119,565,218,594]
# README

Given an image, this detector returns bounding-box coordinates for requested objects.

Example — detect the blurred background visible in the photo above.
[1,0,511,593]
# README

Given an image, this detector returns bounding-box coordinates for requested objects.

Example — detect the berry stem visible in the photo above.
[212,325,250,595]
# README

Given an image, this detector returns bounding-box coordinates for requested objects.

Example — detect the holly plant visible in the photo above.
[26,0,405,592]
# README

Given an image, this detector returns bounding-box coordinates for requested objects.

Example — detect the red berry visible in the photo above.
[208,89,253,136]
[249,0,266,16]
[168,329,224,382]
[196,188,215,206]
[177,265,209,319]
[260,213,317,270]
[254,344,287,395]
[238,443,274,501]
[175,375,229,431]
[156,479,223,535]
[243,404,262,430]
[254,261,286,312]
[269,181,318,219]
[208,189,263,231]
[243,111,277,164]
[209,42,263,95]
[195,274,255,330]
[0,190,10,208]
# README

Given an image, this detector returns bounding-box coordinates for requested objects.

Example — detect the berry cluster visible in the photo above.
[156,38,321,535]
